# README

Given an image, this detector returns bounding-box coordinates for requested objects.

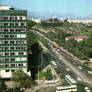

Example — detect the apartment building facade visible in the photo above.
[0,6,30,78]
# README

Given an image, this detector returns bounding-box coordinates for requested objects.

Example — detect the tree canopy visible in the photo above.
[0,80,6,92]
[11,69,32,88]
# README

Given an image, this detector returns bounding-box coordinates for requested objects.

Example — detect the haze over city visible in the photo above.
[1,0,92,18]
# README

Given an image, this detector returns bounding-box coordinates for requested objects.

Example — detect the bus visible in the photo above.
[56,85,77,92]
[65,75,77,85]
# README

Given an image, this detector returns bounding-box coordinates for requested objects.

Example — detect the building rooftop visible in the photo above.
[65,75,77,84]
[0,6,14,10]
[66,36,88,39]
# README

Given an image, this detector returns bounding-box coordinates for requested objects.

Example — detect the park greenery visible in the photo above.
[33,20,92,61]
[77,81,92,92]
[64,33,92,60]
[44,68,53,80]
[11,69,32,88]
[0,80,6,92]
[35,68,53,80]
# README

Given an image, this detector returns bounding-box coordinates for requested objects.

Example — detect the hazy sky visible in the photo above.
[1,0,92,17]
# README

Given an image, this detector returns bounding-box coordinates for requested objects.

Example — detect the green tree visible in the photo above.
[28,32,38,49]
[27,20,36,29]
[11,69,32,88]
[44,68,53,80]
[28,41,42,79]
[0,80,6,92]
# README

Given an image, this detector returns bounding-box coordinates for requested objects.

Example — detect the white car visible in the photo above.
[77,77,82,81]
[66,68,70,71]
[78,66,83,69]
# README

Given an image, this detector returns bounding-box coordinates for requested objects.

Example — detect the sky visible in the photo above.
[0,0,92,18]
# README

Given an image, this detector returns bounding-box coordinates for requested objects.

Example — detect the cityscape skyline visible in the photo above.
[1,0,92,18]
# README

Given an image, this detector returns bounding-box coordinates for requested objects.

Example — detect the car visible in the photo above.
[78,66,83,69]
[77,77,82,81]
[66,68,70,71]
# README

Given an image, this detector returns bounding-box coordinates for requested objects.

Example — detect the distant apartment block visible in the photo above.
[0,6,30,78]
[31,18,42,23]
[67,17,92,24]
[65,36,88,42]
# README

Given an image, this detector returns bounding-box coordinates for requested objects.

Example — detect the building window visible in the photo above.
[10,23,14,26]
[4,17,8,20]
[18,64,23,66]
[15,23,19,26]
[18,52,24,55]
[10,41,15,44]
[10,53,15,56]
[4,29,9,32]
[9,17,14,20]
[5,47,9,50]
[15,16,17,20]
[5,58,9,61]
[20,23,25,26]
[5,53,9,55]
[4,23,8,26]
[10,47,15,50]
[19,17,22,20]
[11,64,15,67]
[4,41,9,44]
[6,70,10,72]
[11,69,15,72]
[16,29,21,32]
[16,41,18,44]
[16,47,20,50]
[10,35,15,38]
[11,58,15,61]
[5,64,9,67]
[4,35,9,38]
[10,29,14,32]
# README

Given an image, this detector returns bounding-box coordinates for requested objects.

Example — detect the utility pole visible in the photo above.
[41,52,43,70]
[38,65,40,86]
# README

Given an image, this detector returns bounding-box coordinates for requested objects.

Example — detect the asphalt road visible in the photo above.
[30,30,92,86]
[51,46,92,84]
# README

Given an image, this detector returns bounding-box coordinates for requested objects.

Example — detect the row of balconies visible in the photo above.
[0,16,26,20]
[0,28,26,32]
[0,22,26,26]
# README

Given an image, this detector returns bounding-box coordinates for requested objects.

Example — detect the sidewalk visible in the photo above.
[24,65,63,92]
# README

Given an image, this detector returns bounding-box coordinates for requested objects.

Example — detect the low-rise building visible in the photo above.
[65,36,88,42]
[67,17,92,24]
[31,18,42,23]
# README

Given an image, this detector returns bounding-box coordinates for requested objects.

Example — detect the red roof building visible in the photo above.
[65,36,88,42]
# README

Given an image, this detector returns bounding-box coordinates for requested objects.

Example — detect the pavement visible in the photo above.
[24,65,63,92]
[50,44,92,86]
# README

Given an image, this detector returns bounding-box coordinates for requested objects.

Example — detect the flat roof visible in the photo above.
[65,75,77,84]
[0,6,13,10]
